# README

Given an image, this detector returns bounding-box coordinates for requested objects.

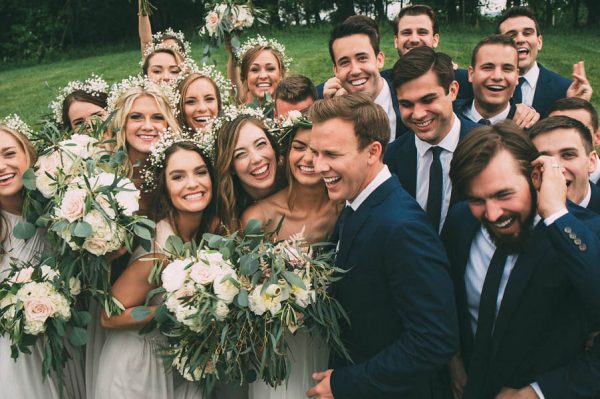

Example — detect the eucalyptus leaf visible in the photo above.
[133,224,152,240]
[68,327,88,346]
[132,306,152,321]
[240,254,259,275]
[244,219,262,236]
[13,222,36,240]
[23,168,37,190]
[73,221,92,238]
[282,271,306,290]
[235,289,248,308]
[165,235,184,255]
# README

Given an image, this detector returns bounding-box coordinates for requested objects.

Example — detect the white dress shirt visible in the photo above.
[519,62,540,107]
[347,164,392,211]
[579,182,592,208]
[466,101,511,125]
[374,80,397,143]
[589,153,600,184]
[414,114,461,232]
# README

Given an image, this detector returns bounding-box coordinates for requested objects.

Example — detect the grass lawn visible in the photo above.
[1,24,598,126]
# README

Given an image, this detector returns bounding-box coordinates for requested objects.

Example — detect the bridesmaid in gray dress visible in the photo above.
[0,122,85,398]
[95,140,218,399]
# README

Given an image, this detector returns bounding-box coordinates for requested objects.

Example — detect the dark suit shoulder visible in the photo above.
[455,68,473,100]
[316,81,324,100]
[538,64,572,89]
[381,68,392,81]
[587,182,600,214]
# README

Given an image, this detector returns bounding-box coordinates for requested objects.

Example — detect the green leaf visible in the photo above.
[235,289,248,307]
[23,168,37,191]
[131,306,151,321]
[282,271,306,290]
[133,224,152,240]
[203,233,222,248]
[240,254,259,275]
[68,327,88,346]
[13,222,36,240]
[165,235,184,255]
[72,311,92,327]
[73,221,92,238]
[244,219,262,236]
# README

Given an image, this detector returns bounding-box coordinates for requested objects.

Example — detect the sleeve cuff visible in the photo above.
[530,382,545,399]
[544,208,568,226]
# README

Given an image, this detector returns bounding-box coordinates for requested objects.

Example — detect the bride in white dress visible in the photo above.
[0,123,85,399]
[241,125,337,399]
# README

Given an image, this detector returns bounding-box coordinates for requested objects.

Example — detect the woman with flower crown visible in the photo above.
[241,113,338,398]
[0,117,85,399]
[85,77,181,399]
[226,35,290,107]
[214,112,285,233]
[95,136,217,399]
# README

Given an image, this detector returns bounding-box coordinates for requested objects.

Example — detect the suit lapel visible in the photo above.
[531,64,551,113]
[397,137,418,197]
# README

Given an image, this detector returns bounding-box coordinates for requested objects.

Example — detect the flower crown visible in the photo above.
[49,74,109,125]
[152,28,192,56]
[269,110,312,145]
[234,35,292,70]
[141,41,191,69]
[1,114,34,140]
[106,75,180,116]
[142,127,213,191]
[175,59,233,105]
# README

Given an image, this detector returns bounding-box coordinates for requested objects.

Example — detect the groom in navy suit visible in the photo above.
[306,94,458,399]
[444,121,600,398]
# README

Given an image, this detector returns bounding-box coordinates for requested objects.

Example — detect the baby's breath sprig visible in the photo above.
[152,28,192,56]
[106,75,180,116]
[1,114,34,140]
[234,35,292,70]
[49,74,109,125]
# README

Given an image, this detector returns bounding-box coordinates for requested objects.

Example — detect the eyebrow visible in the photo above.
[0,146,17,152]
[168,166,207,175]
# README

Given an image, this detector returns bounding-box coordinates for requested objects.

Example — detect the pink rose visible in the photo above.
[58,188,87,222]
[24,297,55,323]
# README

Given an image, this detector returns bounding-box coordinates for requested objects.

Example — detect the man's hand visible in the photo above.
[531,155,568,219]
[323,78,347,99]
[449,353,467,399]
[567,61,593,101]
[306,369,334,398]
[495,386,538,399]
[513,104,540,129]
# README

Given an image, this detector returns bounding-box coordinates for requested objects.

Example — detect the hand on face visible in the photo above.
[531,155,568,218]
[322,77,348,99]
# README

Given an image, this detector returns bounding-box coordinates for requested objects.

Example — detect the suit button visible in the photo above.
[564,226,572,234]
[569,233,577,239]
[579,244,587,251]
[574,238,582,245]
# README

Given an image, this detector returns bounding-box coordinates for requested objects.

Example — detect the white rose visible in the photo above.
[114,179,140,216]
[40,265,59,281]
[95,194,116,220]
[83,210,112,239]
[50,291,71,320]
[35,152,60,175]
[11,267,34,284]
[287,109,303,123]
[189,261,219,286]
[205,11,220,35]
[162,258,191,292]
[59,134,98,159]
[238,6,254,28]
[36,172,56,198]
[82,237,111,256]
[23,296,55,329]
[57,188,87,222]
[214,300,229,321]
[69,277,82,295]
[212,268,239,304]
[248,285,267,316]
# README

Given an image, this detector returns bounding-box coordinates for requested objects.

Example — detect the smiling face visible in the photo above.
[332,34,385,100]
[498,16,542,74]
[232,121,278,200]
[288,128,322,187]
[246,49,283,101]
[469,44,519,116]
[394,14,439,56]
[67,100,107,131]
[549,109,599,146]
[532,128,596,204]
[467,149,535,251]
[146,52,181,83]
[166,148,212,214]
[0,130,30,206]
[183,78,219,131]
[125,95,168,156]
[396,69,458,145]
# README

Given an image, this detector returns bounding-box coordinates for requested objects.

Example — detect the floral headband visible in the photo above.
[152,28,192,56]
[269,110,312,145]
[1,114,34,140]
[234,35,292,70]
[106,75,180,116]
[49,74,109,125]
[175,59,233,105]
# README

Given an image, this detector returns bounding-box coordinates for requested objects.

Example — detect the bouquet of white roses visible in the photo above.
[140,220,349,395]
[0,256,89,388]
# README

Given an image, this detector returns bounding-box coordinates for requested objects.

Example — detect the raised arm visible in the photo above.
[225,34,246,103]
[138,0,153,57]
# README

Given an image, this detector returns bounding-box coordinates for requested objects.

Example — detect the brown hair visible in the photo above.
[450,120,539,197]
[548,97,598,132]
[273,75,316,104]
[394,4,439,35]
[392,46,454,94]
[240,47,286,87]
[213,116,283,233]
[62,90,108,129]
[309,93,390,156]
[344,15,381,41]
[142,48,183,76]
[497,6,541,36]
[529,115,594,154]
[177,73,223,130]
[471,34,517,68]
[152,141,216,241]
[328,22,380,65]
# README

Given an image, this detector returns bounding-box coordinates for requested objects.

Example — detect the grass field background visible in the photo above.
[0,25,598,126]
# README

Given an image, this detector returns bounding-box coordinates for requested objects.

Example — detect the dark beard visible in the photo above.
[484,182,538,254]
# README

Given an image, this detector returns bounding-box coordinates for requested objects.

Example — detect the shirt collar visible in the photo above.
[521,62,540,87]
[347,164,392,211]
[579,182,592,208]
[374,78,390,105]
[469,101,511,124]
[415,114,461,157]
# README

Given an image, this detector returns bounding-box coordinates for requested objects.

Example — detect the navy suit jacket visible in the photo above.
[329,176,458,399]
[443,202,600,399]
[316,74,407,139]
[383,115,479,205]
[455,63,571,117]
[588,181,600,214]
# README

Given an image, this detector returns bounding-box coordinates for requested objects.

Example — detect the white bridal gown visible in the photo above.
[0,210,85,399]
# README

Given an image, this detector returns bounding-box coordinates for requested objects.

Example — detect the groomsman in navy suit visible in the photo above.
[306,94,458,399]
[455,35,540,129]
[548,97,600,184]
[444,121,600,399]
[384,46,479,232]
[529,116,600,214]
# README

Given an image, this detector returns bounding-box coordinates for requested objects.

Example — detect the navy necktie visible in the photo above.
[478,118,491,125]
[464,248,509,398]
[426,146,443,231]
[337,205,354,244]
[513,76,526,104]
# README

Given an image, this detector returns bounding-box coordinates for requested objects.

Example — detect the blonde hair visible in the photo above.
[0,125,36,250]
[109,84,180,176]
[177,73,223,129]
